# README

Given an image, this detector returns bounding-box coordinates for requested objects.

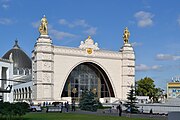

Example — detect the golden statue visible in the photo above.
[39,15,48,35]
[88,36,91,39]
[123,27,130,44]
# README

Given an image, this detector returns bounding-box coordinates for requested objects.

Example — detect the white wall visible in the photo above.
[53,46,123,100]
[0,59,13,102]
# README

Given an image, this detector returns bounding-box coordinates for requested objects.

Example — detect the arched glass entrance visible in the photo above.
[61,62,114,101]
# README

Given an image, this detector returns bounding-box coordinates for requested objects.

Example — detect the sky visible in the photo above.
[0,0,180,90]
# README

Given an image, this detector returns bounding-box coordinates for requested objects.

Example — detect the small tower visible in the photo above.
[32,15,54,102]
[121,27,135,101]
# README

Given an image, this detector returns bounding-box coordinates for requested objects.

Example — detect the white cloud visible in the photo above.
[58,19,97,35]
[59,19,69,26]
[32,21,40,28]
[84,27,97,35]
[1,0,10,9]
[136,64,161,71]
[151,65,161,70]
[58,19,90,28]
[131,42,143,47]
[2,4,8,9]
[134,11,154,27]
[156,54,180,61]
[0,18,13,25]
[1,0,10,2]
[177,16,180,26]
[74,19,89,28]
[49,29,76,40]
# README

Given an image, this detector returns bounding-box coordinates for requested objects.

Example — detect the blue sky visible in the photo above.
[0,0,180,90]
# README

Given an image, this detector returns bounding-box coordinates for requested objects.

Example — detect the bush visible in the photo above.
[0,102,29,120]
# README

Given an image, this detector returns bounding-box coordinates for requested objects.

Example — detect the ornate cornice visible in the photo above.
[53,46,123,60]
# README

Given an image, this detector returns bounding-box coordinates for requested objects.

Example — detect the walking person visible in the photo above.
[117,104,122,116]
[141,106,144,114]
[150,108,153,117]
[66,101,69,112]
[64,102,67,111]
[127,105,131,117]
[72,100,75,111]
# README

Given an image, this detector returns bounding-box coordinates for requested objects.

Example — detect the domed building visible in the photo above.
[0,40,32,102]
[2,40,32,76]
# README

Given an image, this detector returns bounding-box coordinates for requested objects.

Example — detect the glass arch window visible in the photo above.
[61,62,114,101]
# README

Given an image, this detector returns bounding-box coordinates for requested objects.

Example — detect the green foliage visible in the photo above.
[136,77,164,102]
[79,91,100,112]
[14,102,29,117]
[0,102,29,120]
[136,77,155,97]
[124,86,139,113]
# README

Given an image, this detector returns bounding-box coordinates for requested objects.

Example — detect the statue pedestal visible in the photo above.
[36,35,52,44]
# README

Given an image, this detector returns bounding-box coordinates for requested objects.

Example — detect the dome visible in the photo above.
[2,40,32,70]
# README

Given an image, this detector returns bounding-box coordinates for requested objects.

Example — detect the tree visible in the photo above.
[136,77,156,98]
[124,86,139,113]
[136,77,164,103]
[153,88,164,103]
[79,91,101,112]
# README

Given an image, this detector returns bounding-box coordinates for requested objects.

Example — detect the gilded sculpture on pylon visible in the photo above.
[123,27,130,44]
[39,15,48,35]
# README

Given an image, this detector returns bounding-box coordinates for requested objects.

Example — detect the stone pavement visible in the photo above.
[61,108,168,120]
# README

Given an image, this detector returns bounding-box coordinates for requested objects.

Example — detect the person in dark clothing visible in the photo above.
[65,102,67,107]
[117,104,122,116]
[72,100,75,111]
[150,109,153,114]
[66,101,69,112]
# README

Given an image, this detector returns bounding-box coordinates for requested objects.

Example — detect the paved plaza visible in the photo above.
[50,108,168,120]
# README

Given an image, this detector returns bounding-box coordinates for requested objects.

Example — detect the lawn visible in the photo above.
[23,113,154,120]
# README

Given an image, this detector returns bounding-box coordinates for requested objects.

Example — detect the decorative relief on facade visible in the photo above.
[53,46,122,59]
[122,60,135,66]
[79,36,99,50]
[36,61,42,70]
[123,67,128,75]
[43,62,51,70]
[36,53,52,61]
[122,53,135,60]
[42,54,52,61]
[36,46,52,52]
[36,72,42,82]
[122,67,135,76]
[128,67,135,75]
[42,73,51,82]
[36,53,42,61]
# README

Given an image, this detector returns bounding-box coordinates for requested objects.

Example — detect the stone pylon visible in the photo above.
[32,35,54,102]
[120,43,135,101]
